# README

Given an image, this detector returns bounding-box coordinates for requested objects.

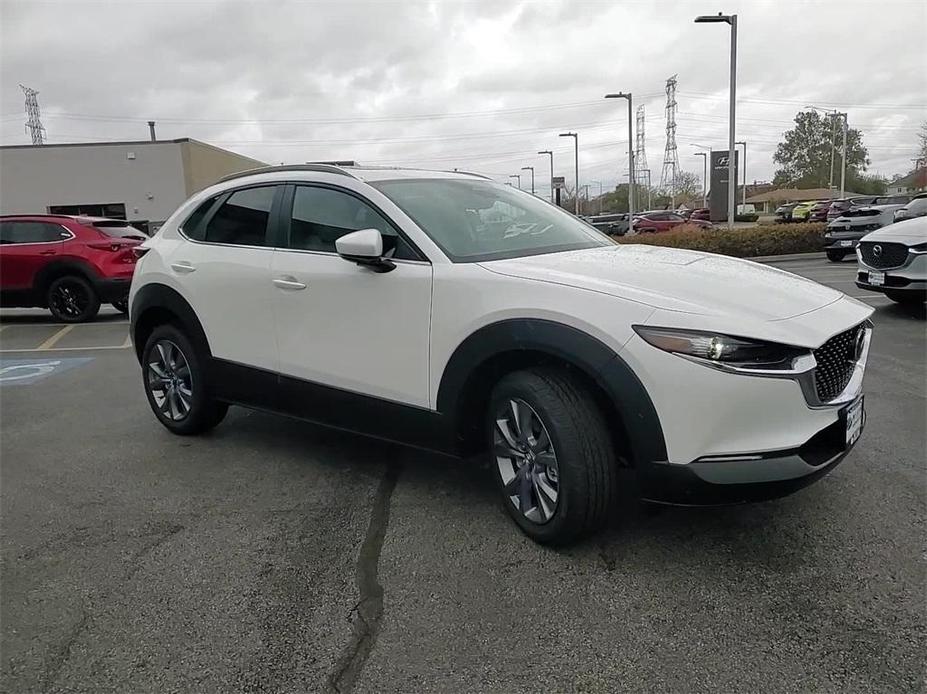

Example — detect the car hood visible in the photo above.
[860,224,926,243]
[479,245,844,320]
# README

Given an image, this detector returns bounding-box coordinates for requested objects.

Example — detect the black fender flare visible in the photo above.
[435,318,667,465]
[130,283,211,363]
[33,259,101,295]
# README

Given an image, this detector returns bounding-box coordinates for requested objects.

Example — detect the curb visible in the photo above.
[749,251,825,262]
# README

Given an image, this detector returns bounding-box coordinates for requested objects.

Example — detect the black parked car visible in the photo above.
[775,203,797,223]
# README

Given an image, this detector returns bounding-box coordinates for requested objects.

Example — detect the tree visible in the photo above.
[672,170,702,202]
[773,110,869,188]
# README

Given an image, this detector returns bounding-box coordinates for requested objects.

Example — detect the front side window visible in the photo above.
[204,187,276,247]
[0,221,70,244]
[288,185,416,259]
[371,178,612,262]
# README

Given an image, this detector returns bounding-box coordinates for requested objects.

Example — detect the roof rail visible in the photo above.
[218,163,357,183]
[448,169,493,180]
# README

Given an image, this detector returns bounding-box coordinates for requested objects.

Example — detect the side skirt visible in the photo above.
[209,358,459,457]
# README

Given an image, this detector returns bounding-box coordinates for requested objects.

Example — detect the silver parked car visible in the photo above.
[855,216,927,304]
[824,202,908,262]
[894,193,927,223]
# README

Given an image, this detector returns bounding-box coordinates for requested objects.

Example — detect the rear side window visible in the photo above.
[204,187,276,247]
[0,221,71,244]
[180,196,219,241]
[288,185,416,259]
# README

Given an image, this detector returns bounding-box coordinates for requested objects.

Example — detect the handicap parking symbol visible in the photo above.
[0,358,93,386]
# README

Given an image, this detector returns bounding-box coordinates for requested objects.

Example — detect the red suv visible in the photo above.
[0,215,145,322]
[632,211,712,233]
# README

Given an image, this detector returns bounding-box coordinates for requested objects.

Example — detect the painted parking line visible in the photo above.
[35,325,76,350]
[0,358,94,386]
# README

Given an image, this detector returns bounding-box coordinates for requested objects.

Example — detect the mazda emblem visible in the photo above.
[873,244,883,257]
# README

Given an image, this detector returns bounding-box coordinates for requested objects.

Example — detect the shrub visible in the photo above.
[615,223,826,258]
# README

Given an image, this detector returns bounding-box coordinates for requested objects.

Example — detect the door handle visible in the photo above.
[39,250,56,256]
[170,261,196,274]
[273,276,307,291]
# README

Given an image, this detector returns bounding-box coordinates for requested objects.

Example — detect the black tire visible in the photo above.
[826,250,847,262]
[112,299,129,314]
[141,324,228,435]
[488,368,615,546]
[46,275,100,323]
[885,290,926,304]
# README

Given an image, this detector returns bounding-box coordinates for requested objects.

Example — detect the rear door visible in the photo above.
[166,185,283,376]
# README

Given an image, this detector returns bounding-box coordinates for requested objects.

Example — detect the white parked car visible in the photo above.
[130,165,873,545]
[855,216,927,304]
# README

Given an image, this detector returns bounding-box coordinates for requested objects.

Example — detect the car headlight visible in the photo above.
[910,242,927,255]
[633,326,807,371]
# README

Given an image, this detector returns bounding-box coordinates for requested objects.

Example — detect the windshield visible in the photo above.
[371,178,613,262]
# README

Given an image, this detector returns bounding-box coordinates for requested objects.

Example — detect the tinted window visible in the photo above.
[372,178,610,262]
[288,185,415,259]
[181,196,219,241]
[204,187,275,246]
[0,221,70,244]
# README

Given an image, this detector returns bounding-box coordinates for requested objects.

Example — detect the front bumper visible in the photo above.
[856,251,927,295]
[637,403,863,505]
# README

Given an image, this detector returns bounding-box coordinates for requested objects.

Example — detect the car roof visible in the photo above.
[0,214,126,224]
[218,163,492,186]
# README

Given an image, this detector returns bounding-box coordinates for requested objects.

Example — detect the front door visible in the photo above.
[270,183,433,410]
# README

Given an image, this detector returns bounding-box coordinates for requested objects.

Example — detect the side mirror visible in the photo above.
[335,228,395,273]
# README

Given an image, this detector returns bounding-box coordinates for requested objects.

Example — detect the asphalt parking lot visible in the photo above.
[1,255,924,693]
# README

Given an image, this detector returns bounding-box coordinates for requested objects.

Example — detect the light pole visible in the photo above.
[559,132,579,215]
[807,105,840,195]
[694,152,708,208]
[839,113,847,199]
[589,180,604,213]
[509,174,521,190]
[521,166,535,195]
[695,12,737,231]
[538,150,554,203]
[736,140,747,209]
[604,92,635,220]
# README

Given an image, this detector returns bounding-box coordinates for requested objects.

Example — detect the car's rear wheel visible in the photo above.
[826,250,847,262]
[488,369,615,546]
[46,275,100,323]
[142,324,228,435]
[885,289,925,304]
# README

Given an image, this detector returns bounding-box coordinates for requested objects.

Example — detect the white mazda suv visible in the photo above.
[130,165,873,545]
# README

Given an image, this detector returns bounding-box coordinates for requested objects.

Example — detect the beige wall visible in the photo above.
[180,141,264,196]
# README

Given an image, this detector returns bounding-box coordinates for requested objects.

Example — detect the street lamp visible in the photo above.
[695,12,737,231]
[521,166,535,195]
[604,92,635,220]
[538,150,554,203]
[559,132,579,215]
[735,141,747,210]
[807,105,840,195]
[693,152,708,208]
[509,174,521,190]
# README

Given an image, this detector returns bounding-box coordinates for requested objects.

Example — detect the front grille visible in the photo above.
[859,241,909,269]
[813,324,863,402]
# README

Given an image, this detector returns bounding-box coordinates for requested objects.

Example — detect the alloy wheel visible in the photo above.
[493,398,559,524]
[147,340,193,421]
[49,281,90,319]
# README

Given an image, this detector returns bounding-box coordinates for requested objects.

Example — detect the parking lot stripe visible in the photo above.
[0,343,130,354]
[36,325,75,350]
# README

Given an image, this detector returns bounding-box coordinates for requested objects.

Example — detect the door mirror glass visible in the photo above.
[335,229,395,273]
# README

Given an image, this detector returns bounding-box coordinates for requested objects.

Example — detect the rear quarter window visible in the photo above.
[180,196,219,241]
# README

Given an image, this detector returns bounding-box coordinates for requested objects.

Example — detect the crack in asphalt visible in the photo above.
[40,607,91,693]
[326,459,401,694]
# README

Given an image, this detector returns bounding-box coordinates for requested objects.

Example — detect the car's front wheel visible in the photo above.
[142,324,228,435]
[826,250,847,262]
[488,369,615,545]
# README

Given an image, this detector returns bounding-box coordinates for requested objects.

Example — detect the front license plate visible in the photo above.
[869,271,885,286]
[839,240,853,247]
[845,398,863,447]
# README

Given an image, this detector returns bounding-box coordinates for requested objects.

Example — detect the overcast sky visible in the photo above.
[2,0,925,195]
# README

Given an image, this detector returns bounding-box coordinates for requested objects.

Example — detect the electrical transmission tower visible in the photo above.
[660,75,679,200]
[20,84,47,145]
[634,105,649,186]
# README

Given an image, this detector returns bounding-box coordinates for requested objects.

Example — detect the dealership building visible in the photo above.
[0,139,264,233]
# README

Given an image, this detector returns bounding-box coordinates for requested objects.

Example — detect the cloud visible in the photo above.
[1,0,924,192]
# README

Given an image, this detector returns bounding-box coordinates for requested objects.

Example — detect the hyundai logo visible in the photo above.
[717,156,730,166]
[873,244,883,257]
